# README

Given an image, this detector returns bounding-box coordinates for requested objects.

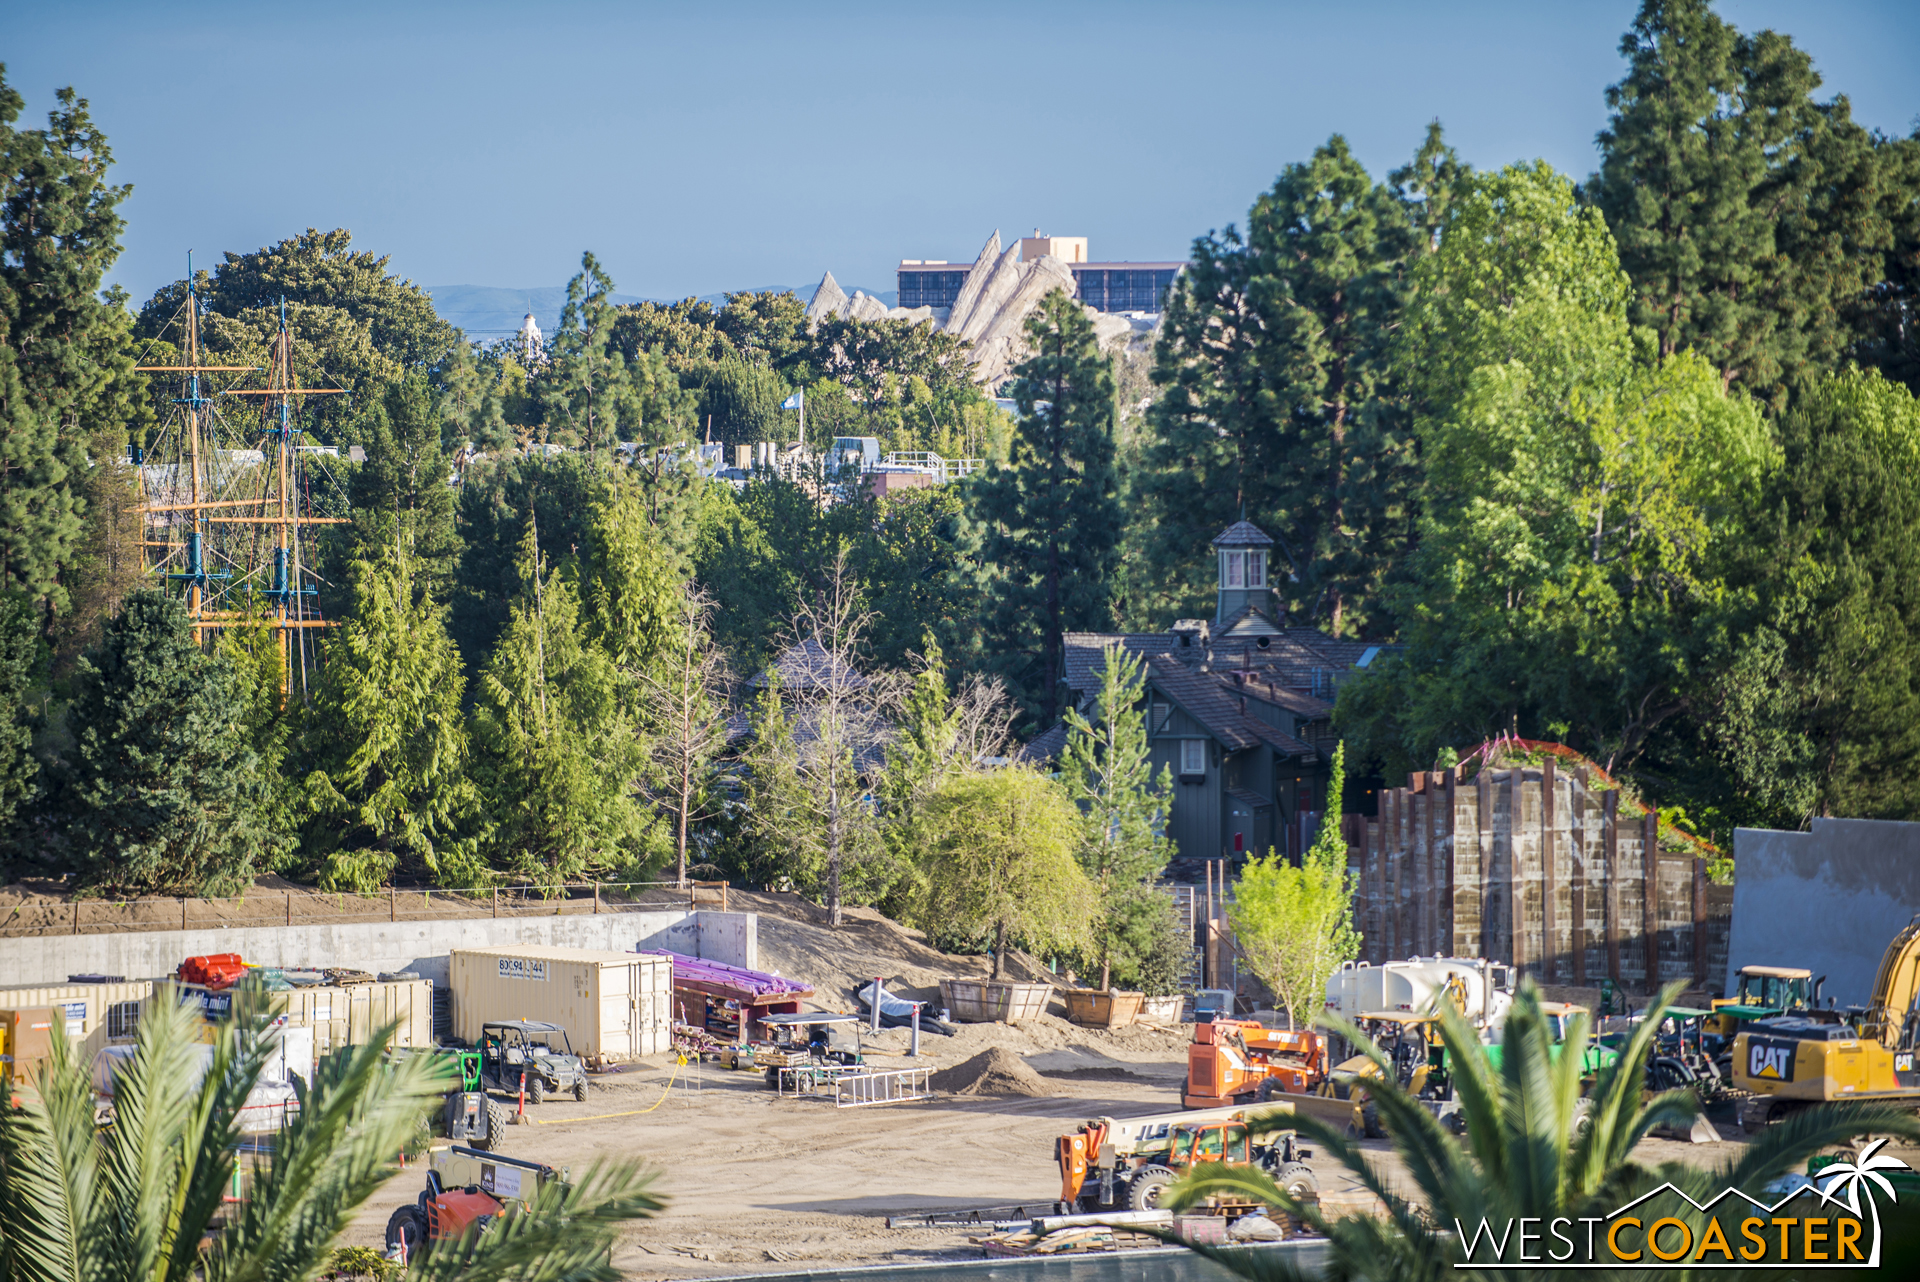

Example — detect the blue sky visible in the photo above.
[7,1,1917,309]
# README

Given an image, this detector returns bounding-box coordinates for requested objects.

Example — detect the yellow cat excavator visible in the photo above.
[1735,915,1920,1130]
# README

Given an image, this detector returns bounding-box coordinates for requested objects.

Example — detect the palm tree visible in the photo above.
[1165,980,1920,1280]
[0,988,664,1282]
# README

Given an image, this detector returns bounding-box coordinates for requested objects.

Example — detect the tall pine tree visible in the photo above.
[965,290,1122,728]
[0,71,142,615]
[1589,0,1905,408]
[61,591,279,894]
[471,520,661,886]
[1134,130,1459,636]
[348,373,461,603]
[537,252,641,453]
[298,553,477,890]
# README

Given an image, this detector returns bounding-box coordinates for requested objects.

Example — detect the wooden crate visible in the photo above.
[939,979,1052,1024]
[1064,989,1144,1028]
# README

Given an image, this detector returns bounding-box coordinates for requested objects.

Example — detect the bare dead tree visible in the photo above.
[774,549,889,927]
[635,583,731,888]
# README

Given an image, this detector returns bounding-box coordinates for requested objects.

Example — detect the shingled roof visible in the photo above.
[747,638,871,692]
[1142,655,1316,758]
[1062,631,1178,698]
[1211,520,1276,548]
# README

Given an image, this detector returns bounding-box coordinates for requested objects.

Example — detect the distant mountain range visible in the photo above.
[424,283,899,340]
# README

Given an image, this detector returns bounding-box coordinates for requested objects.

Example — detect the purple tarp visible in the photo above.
[641,950,811,997]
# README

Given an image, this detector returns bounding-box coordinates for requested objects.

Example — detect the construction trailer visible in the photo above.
[449,947,673,1059]
[647,951,812,1046]
[0,980,156,1059]
[170,977,434,1056]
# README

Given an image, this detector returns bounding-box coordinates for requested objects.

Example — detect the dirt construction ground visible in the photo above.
[342,1021,1772,1281]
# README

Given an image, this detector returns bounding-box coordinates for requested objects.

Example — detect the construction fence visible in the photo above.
[0,880,732,940]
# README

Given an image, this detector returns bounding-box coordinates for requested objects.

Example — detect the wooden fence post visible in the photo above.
[1541,756,1558,984]
[1603,790,1620,982]
[1642,812,1661,986]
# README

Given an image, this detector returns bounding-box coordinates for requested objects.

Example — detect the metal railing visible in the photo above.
[0,880,730,939]
[873,452,984,484]
[833,1067,934,1107]
[775,1063,866,1097]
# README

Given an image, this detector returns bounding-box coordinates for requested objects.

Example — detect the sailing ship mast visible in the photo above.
[133,258,348,694]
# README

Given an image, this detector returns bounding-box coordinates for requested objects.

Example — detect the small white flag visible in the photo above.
[781,392,803,410]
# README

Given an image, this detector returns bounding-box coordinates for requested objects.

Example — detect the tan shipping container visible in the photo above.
[168,978,434,1056]
[450,947,672,1059]
[0,980,156,1060]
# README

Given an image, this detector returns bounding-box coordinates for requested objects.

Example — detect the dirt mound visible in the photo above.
[927,1047,1052,1097]
[750,898,1058,1011]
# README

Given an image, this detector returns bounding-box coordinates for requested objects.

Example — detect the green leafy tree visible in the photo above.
[471,521,660,885]
[135,228,461,444]
[0,990,664,1282]
[1060,644,1174,989]
[1589,0,1905,409]
[0,70,141,615]
[692,475,874,668]
[874,635,1016,918]
[965,290,1123,727]
[1339,164,1774,778]
[60,591,280,895]
[299,553,477,890]
[852,485,971,672]
[1165,981,1919,1281]
[699,357,789,448]
[731,671,814,892]
[1133,129,1459,635]
[1101,887,1192,998]
[910,765,1094,978]
[1717,369,1920,821]
[1228,742,1359,1026]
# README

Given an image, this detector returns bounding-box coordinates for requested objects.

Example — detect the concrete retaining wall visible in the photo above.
[0,909,758,989]
[1729,820,1920,1008]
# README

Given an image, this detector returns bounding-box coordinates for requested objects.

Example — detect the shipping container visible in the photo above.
[449,947,672,1058]
[0,980,156,1059]
[167,978,434,1055]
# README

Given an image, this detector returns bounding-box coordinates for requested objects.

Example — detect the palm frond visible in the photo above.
[208,1029,450,1282]
[409,1161,667,1282]
[0,1018,100,1282]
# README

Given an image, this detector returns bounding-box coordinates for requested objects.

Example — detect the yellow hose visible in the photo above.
[530,1056,686,1124]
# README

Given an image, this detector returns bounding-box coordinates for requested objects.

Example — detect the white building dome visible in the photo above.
[518,310,543,358]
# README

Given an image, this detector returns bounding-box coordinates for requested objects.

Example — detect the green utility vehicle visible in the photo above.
[478,1020,589,1104]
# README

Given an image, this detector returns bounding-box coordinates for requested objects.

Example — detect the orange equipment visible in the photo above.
[1054,1103,1316,1214]
[385,1146,560,1259]
[1183,1019,1325,1109]
[1,1007,55,1108]
[178,954,247,989]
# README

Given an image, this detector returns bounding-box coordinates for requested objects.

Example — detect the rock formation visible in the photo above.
[805,229,1160,388]
[804,271,849,324]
